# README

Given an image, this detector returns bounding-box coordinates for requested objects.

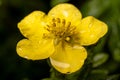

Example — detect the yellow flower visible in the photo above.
[16,3,108,74]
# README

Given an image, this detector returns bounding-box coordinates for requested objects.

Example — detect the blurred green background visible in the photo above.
[0,0,120,80]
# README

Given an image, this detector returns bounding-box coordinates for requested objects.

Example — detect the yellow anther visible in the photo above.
[62,19,66,25]
[52,18,55,22]
[52,22,56,27]
[47,18,77,42]
[56,18,60,23]
[67,22,71,29]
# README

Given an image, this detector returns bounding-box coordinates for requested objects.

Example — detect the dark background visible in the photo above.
[0,0,120,80]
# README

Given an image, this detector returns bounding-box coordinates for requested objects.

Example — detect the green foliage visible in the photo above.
[89,69,108,80]
[0,0,120,80]
[113,48,120,62]
[80,0,111,17]
[50,0,69,7]
[107,74,120,80]
[92,53,109,68]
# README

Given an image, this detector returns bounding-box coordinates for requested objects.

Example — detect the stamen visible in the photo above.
[46,28,50,31]
[67,22,71,28]
[56,18,60,23]
[45,18,79,45]
[52,18,55,22]
[45,25,50,31]
[47,25,50,27]
[52,22,56,27]
[66,22,71,31]
[62,19,66,26]
[43,33,47,38]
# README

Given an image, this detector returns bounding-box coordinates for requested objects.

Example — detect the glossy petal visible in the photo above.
[17,38,54,60]
[78,16,108,46]
[50,43,87,73]
[18,11,48,39]
[48,3,82,26]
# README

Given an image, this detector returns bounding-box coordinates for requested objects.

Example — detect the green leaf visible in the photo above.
[50,0,69,7]
[88,69,108,80]
[113,48,120,62]
[93,53,109,67]
[107,74,120,80]
[92,37,107,53]
[80,0,110,17]
[42,78,51,80]
[0,0,2,6]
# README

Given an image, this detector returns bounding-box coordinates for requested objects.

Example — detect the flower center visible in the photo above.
[45,18,80,45]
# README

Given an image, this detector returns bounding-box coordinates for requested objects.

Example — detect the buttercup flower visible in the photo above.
[16,3,108,73]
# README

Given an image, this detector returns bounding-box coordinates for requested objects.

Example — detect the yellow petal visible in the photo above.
[48,3,82,25]
[16,38,54,60]
[18,11,48,39]
[78,16,108,46]
[50,43,87,73]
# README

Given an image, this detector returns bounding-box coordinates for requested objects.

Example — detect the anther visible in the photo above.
[56,18,60,23]
[44,26,50,31]
[52,18,55,22]
[52,22,56,27]
[67,22,71,28]
[47,25,50,27]
[46,28,50,31]
[62,19,66,26]
[43,33,47,38]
